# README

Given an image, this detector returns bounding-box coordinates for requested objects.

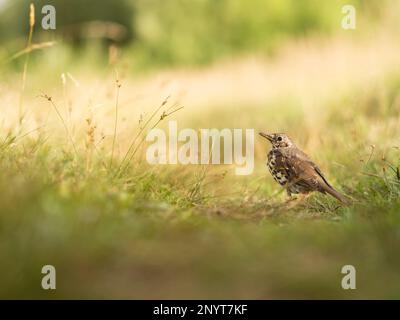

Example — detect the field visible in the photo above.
[1,0,400,299]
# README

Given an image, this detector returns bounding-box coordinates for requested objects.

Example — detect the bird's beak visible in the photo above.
[259,131,273,142]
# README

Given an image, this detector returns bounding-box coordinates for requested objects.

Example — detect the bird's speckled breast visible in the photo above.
[267,150,289,186]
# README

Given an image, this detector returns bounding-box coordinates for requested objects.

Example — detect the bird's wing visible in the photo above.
[293,149,334,189]
[279,148,331,191]
[279,148,349,203]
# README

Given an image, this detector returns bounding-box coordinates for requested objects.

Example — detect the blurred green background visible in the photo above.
[0,0,388,68]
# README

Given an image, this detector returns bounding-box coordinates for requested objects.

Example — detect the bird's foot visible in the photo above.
[298,193,312,202]
[285,193,311,208]
[285,196,297,203]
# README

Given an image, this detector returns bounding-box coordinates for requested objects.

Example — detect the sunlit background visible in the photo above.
[1,0,400,299]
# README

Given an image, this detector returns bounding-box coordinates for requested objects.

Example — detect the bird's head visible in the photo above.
[259,132,294,149]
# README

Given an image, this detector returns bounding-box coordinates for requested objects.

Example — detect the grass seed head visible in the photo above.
[29,3,35,29]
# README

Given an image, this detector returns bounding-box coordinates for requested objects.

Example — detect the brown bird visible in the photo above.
[259,132,349,204]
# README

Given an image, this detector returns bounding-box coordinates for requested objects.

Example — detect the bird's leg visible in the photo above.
[297,193,312,203]
[285,191,311,208]
[285,189,297,203]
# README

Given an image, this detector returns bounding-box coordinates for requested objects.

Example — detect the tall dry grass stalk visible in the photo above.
[61,73,68,117]
[116,96,170,176]
[110,73,121,168]
[41,93,78,156]
[116,96,183,177]
[18,3,35,127]
[61,73,74,132]
[4,42,56,64]
[85,117,96,172]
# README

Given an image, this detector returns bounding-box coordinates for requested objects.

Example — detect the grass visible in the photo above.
[1,67,400,298]
[1,3,400,299]
[0,137,399,299]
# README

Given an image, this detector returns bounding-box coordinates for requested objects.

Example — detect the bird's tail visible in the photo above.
[322,184,351,205]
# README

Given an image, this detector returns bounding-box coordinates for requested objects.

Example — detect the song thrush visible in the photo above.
[259,132,349,204]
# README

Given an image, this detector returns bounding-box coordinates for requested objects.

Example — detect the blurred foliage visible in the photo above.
[131,0,389,66]
[0,0,135,45]
[132,0,337,66]
[0,0,391,68]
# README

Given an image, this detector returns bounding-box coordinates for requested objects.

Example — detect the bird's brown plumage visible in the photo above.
[260,132,349,204]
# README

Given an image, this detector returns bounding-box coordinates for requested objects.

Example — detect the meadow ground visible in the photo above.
[1,22,400,298]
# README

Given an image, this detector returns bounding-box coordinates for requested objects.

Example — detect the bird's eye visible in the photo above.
[277,136,283,142]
